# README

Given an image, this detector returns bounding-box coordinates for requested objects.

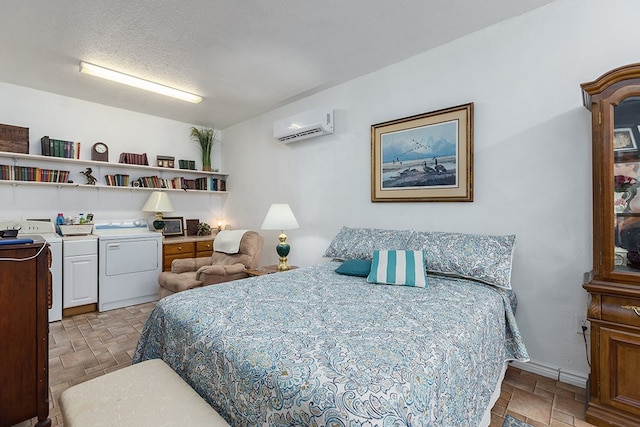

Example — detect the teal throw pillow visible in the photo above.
[367,250,428,288]
[335,259,372,277]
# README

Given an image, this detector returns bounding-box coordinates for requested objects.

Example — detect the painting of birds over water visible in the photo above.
[381,120,458,189]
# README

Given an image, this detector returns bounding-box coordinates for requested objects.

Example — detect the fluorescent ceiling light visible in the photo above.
[79,61,202,104]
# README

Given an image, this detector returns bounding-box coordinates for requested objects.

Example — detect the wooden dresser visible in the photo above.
[0,237,51,427]
[162,235,215,271]
[582,64,640,427]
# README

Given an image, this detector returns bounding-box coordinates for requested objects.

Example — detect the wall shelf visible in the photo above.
[0,179,227,193]
[0,151,228,193]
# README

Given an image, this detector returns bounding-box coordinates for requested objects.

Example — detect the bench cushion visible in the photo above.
[60,359,229,427]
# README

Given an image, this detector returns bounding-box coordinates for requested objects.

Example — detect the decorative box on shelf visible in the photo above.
[0,123,29,154]
[156,155,175,168]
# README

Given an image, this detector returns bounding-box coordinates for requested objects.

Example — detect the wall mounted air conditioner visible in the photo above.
[273,108,334,143]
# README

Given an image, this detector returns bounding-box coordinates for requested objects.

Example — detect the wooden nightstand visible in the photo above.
[245,264,298,277]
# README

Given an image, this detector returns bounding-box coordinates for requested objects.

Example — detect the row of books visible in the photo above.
[0,164,70,183]
[0,164,225,190]
[40,136,81,159]
[119,152,149,166]
[178,159,196,170]
[181,177,226,191]
[104,174,130,187]
[130,175,226,191]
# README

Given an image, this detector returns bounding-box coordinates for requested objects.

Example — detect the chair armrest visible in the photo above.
[196,263,246,277]
[196,263,248,284]
[171,257,213,274]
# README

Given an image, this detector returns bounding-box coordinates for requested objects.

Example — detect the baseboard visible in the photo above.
[510,359,588,389]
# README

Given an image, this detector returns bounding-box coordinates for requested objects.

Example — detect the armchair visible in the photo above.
[158,230,264,298]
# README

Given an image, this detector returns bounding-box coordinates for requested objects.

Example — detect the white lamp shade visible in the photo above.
[261,204,299,230]
[142,191,175,213]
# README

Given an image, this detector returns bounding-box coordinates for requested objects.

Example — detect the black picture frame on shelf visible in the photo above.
[162,217,184,237]
[185,219,199,236]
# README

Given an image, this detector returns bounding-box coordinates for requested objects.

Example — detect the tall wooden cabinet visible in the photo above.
[0,238,51,427]
[582,64,640,427]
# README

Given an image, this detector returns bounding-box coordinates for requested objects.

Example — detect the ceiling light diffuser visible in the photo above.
[79,61,202,104]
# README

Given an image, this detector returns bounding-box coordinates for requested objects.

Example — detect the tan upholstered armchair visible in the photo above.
[158,230,264,298]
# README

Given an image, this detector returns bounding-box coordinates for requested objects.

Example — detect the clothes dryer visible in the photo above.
[93,219,162,311]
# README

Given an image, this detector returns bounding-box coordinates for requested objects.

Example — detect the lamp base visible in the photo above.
[277,257,290,271]
[276,232,291,271]
[151,212,165,232]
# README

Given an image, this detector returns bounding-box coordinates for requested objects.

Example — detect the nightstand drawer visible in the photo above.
[164,242,196,255]
[196,240,213,252]
[602,295,640,328]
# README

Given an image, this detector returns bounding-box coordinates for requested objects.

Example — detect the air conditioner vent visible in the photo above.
[273,108,334,143]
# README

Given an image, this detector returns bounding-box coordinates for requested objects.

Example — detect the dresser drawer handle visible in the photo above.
[622,305,640,316]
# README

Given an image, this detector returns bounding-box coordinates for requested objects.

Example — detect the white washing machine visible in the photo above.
[0,220,63,322]
[93,219,162,312]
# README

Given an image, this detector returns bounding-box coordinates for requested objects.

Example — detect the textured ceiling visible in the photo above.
[0,0,555,129]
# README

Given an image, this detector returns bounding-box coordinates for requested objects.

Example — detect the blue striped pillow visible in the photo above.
[367,250,427,288]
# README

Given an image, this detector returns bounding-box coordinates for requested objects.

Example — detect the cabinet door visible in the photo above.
[582,66,640,283]
[600,326,640,417]
[0,251,37,425]
[63,254,98,307]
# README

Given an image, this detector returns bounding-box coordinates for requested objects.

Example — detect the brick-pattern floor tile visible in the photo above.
[12,300,598,427]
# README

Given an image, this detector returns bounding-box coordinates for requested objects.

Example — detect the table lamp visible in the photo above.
[261,204,299,271]
[142,191,175,231]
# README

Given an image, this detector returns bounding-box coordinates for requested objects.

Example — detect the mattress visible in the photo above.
[134,261,528,426]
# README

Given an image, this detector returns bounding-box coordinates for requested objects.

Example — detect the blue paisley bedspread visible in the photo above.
[133,261,529,426]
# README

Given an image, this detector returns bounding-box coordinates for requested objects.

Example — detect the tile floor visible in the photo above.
[14,302,596,427]
[489,367,596,427]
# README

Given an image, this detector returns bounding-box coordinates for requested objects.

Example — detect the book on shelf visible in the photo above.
[40,136,80,159]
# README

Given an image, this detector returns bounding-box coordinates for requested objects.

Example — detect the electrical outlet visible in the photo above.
[576,316,590,335]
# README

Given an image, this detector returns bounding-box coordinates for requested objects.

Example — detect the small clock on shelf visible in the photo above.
[91,142,109,161]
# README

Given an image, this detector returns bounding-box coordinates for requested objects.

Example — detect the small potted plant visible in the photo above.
[189,127,217,171]
[196,222,212,236]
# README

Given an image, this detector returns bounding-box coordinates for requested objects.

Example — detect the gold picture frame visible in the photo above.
[371,103,474,202]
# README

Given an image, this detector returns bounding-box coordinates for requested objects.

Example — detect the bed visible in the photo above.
[133,228,529,426]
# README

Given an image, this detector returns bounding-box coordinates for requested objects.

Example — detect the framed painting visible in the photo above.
[371,103,474,202]
[162,216,184,237]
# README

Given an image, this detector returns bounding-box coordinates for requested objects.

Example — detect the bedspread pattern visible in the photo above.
[134,262,528,426]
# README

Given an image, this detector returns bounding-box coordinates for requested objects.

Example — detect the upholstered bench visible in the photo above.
[59,358,229,427]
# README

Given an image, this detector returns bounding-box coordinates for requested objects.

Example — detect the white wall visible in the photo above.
[222,0,640,385]
[0,83,224,225]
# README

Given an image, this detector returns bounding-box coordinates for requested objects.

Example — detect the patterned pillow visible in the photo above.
[367,250,428,288]
[406,231,516,289]
[335,259,372,277]
[323,226,414,260]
